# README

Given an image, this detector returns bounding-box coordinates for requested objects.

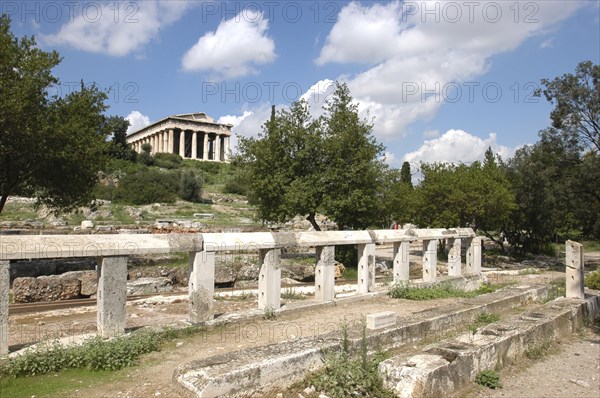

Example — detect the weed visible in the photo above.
[475,370,502,389]
[584,266,600,290]
[300,320,395,398]
[281,287,305,300]
[388,282,498,300]
[524,340,553,360]
[0,324,206,378]
[263,306,276,320]
[468,312,501,337]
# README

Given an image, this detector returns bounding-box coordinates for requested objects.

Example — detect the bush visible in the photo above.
[223,176,247,195]
[475,370,501,389]
[154,153,183,169]
[388,282,497,300]
[585,267,600,290]
[178,170,202,202]
[113,169,179,205]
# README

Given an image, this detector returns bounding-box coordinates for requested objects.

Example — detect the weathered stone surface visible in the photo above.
[81,220,94,229]
[126,277,173,296]
[366,311,396,330]
[214,264,236,286]
[237,264,260,281]
[334,261,345,279]
[9,258,96,283]
[61,271,97,296]
[1,260,9,356]
[13,276,81,302]
[281,261,315,282]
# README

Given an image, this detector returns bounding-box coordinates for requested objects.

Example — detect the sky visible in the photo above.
[5,0,600,172]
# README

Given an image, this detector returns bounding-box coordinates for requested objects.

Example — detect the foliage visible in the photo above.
[138,143,154,166]
[113,169,179,205]
[400,161,413,186]
[178,170,202,202]
[303,322,395,398]
[475,370,502,389]
[104,116,136,161]
[223,172,249,195]
[585,267,600,290]
[263,306,276,320]
[537,60,599,153]
[234,83,386,230]
[0,16,112,215]
[524,340,553,360]
[388,282,496,300]
[153,152,182,169]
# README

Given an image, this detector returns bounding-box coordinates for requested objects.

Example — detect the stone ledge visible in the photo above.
[172,284,550,397]
[379,294,600,398]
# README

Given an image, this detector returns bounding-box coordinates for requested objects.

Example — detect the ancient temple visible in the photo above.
[126,113,232,162]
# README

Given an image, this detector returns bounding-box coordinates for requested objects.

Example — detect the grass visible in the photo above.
[281,287,306,300]
[550,240,600,255]
[524,340,553,360]
[475,370,501,389]
[388,282,497,300]
[469,312,501,335]
[341,267,358,280]
[0,368,120,398]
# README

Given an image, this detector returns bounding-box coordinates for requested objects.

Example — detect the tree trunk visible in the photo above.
[306,213,321,231]
[0,194,8,215]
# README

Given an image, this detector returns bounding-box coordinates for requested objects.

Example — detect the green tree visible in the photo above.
[178,170,202,202]
[537,60,599,153]
[104,116,136,161]
[400,161,412,187]
[138,143,154,166]
[235,82,386,231]
[0,15,109,214]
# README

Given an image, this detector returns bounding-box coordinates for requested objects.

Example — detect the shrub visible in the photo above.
[475,370,501,389]
[585,267,600,290]
[154,153,183,169]
[388,282,497,300]
[223,176,248,195]
[113,169,178,205]
[178,170,202,202]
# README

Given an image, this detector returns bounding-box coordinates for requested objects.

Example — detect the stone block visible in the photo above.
[13,276,81,302]
[189,251,215,323]
[357,243,376,294]
[315,246,335,302]
[393,241,410,282]
[367,311,396,330]
[97,256,127,338]
[422,240,437,282]
[126,277,173,296]
[566,240,584,299]
[1,261,8,356]
[258,249,281,310]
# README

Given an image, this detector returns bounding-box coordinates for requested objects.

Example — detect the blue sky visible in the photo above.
[5,0,599,168]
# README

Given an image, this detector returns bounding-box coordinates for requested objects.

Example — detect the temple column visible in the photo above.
[191,131,198,159]
[215,134,221,161]
[157,132,162,153]
[203,133,209,160]
[180,130,186,158]
[168,129,175,154]
[224,136,230,161]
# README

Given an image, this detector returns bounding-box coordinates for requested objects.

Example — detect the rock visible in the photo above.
[237,264,260,281]
[376,261,390,274]
[215,264,236,286]
[126,277,173,295]
[569,379,591,388]
[81,220,94,229]
[303,386,316,395]
[13,276,81,303]
[281,261,315,282]
[61,271,97,296]
[335,261,345,279]
[281,277,301,285]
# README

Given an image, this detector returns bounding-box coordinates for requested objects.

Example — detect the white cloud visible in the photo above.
[423,129,440,139]
[43,1,192,56]
[381,151,399,166]
[125,111,151,135]
[317,0,584,138]
[403,130,516,165]
[181,11,275,79]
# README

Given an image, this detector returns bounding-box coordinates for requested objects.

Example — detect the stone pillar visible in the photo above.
[191,131,198,159]
[189,251,215,322]
[158,131,163,153]
[357,243,376,294]
[447,238,462,277]
[168,129,175,154]
[203,133,209,160]
[566,240,585,299]
[0,261,9,356]
[215,134,221,161]
[465,237,482,275]
[224,136,230,161]
[258,249,281,310]
[315,246,335,302]
[180,130,186,158]
[97,256,127,338]
[422,240,437,282]
[393,241,410,282]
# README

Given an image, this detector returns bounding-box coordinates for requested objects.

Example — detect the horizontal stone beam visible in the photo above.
[0,234,203,260]
[1,228,476,259]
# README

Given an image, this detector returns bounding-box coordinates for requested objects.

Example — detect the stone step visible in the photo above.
[379,294,600,398]
[172,284,551,397]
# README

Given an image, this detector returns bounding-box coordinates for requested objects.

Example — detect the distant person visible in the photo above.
[392,222,399,230]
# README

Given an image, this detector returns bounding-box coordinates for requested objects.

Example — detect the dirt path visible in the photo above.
[465,327,600,398]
